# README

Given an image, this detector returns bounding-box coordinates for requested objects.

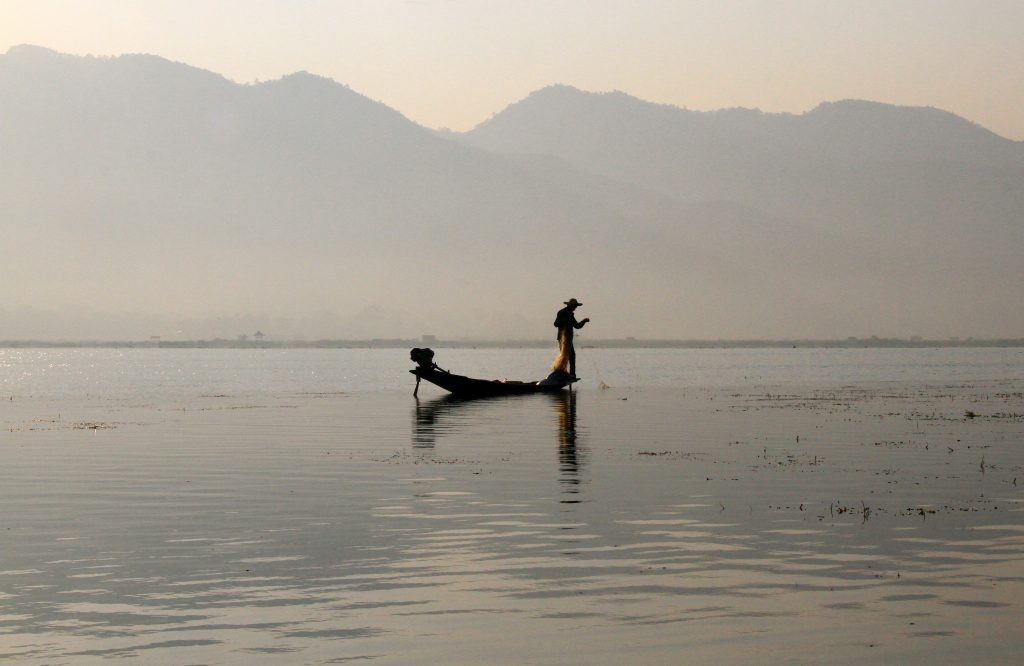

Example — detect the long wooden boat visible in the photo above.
[411,365,577,398]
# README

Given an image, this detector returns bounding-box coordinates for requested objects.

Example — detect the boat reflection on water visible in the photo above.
[411,392,585,500]
[411,393,515,449]
[411,394,453,449]
[550,390,584,502]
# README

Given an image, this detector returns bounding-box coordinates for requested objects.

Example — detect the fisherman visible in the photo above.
[552,298,590,379]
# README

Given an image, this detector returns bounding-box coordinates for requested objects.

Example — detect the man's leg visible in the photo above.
[568,344,577,378]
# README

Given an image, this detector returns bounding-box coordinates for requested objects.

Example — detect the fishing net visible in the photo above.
[551,331,570,372]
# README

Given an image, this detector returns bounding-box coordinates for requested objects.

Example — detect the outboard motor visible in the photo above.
[410,348,442,398]
[410,347,436,370]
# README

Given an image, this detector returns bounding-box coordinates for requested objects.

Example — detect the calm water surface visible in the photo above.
[1,348,1022,664]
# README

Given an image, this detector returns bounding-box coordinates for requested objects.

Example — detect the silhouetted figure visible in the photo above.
[552,298,589,378]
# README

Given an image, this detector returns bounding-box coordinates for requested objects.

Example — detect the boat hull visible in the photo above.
[411,367,575,398]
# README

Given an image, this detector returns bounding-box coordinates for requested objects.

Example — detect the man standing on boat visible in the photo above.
[553,298,589,379]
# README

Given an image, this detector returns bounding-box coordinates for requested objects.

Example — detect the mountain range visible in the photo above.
[2,45,1021,340]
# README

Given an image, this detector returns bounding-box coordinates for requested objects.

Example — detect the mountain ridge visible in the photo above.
[465,84,1021,168]
[2,46,1021,340]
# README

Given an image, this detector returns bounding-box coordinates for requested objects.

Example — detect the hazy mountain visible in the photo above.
[0,46,691,339]
[462,85,1024,334]
[2,47,1022,340]
[464,85,1024,241]
[465,84,1022,185]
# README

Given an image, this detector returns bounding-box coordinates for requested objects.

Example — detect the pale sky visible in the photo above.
[3,0,1023,139]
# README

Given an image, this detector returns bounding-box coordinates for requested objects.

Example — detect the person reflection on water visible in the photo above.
[552,298,590,379]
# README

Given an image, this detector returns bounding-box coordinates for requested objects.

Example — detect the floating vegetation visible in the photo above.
[73,421,117,430]
[637,450,706,460]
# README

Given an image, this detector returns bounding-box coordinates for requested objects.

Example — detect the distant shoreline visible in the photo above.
[3,338,1023,350]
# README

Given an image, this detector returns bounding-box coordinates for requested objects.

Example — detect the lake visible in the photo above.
[1,347,1023,664]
